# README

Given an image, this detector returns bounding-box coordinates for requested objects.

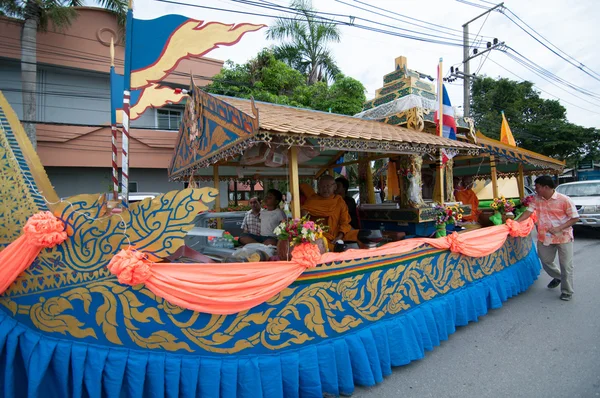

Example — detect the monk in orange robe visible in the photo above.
[455,176,480,222]
[301,175,359,248]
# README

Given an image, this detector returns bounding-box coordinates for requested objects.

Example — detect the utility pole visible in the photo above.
[462,2,504,117]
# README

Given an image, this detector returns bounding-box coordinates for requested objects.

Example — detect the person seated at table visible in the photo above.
[302,175,359,249]
[454,175,480,222]
[239,190,286,245]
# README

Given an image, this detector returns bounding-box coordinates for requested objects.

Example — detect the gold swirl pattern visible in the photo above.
[4,187,217,296]
[2,237,532,354]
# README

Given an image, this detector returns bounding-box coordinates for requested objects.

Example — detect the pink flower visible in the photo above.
[303,221,315,230]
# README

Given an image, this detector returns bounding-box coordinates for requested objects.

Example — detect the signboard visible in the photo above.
[579,160,594,170]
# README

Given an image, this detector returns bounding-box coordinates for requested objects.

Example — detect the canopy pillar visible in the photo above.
[490,155,499,199]
[517,163,525,198]
[213,165,221,228]
[288,147,301,219]
[359,153,376,204]
[433,151,445,204]
[445,158,455,202]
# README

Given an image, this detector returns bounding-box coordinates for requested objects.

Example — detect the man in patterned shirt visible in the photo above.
[520,176,579,301]
[239,197,261,244]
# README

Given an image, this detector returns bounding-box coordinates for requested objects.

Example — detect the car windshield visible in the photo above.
[556,183,600,197]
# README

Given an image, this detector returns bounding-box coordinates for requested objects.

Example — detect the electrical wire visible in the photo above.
[486,55,600,116]
[504,47,600,101]
[347,0,495,40]
[152,0,488,48]
[500,7,600,81]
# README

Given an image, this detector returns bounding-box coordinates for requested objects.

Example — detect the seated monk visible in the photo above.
[301,175,359,249]
[454,175,480,222]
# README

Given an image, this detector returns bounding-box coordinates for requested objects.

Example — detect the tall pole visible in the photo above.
[434,58,445,204]
[121,0,133,209]
[462,2,504,118]
[463,24,470,117]
[109,38,119,201]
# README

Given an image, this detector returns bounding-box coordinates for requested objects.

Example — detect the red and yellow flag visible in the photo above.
[500,111,516,146]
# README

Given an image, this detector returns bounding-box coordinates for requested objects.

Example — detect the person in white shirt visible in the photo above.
[239,189,286,246]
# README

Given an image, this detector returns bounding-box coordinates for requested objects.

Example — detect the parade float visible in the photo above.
[0,71,545,397]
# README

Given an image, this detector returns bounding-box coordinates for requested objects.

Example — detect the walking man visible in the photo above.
[520,176,579,301]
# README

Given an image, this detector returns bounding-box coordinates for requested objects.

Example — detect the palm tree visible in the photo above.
[267,0,341,85]
[0,0,127,148]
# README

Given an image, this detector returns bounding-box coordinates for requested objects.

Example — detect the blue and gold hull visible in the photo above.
[0,236,540,397]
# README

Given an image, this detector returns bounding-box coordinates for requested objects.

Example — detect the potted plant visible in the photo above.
[433,204,463,238]
[273,216,328,260]
[489,196,516,225]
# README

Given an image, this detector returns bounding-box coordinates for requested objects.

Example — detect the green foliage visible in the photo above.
[471,77,600,166]
[207,49,366,116]
[267,0,341,84]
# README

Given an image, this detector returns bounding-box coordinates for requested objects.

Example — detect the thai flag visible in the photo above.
[434,84,457,140]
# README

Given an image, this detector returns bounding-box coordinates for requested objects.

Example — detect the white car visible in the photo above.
[556,181,600,228]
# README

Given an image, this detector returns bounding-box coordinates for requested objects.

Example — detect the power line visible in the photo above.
[505,47,600,101]
[152,0,488,48]
[486,55,600,116]
[347,0,495,40]
[500,7,600,81]
[500,53,600,108]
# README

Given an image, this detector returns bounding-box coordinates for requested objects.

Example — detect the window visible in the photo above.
[157,108,182,130]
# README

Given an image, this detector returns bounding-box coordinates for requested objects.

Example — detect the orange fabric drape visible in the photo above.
[108,243,321,315]
[108,217,536,315]
[455,188,480,222]
[386,161,399,201]
[0,211,68,294]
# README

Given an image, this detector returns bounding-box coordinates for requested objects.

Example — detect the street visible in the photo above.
[355,228,600,398]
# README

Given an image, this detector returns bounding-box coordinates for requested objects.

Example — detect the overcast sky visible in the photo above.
[131,0,600,129]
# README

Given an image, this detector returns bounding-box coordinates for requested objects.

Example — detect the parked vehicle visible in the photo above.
[556,181,600,228]
[349,188,383,205]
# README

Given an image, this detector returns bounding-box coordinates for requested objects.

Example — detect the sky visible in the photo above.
[130,0,600,129]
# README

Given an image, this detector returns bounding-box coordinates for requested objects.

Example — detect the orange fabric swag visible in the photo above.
[108,243,321,315]
[0,211,68,294]
[108,217,536,315]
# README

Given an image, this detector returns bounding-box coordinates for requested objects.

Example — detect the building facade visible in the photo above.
[0,7,231,204]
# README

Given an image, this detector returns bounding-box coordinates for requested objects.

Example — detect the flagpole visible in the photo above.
[121,0,133,209]
[438,58,444,138]
[109,38,119,202]
[434,57,445,204]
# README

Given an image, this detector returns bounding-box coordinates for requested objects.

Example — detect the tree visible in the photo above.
[207,49,366,116]
[0,0,127,148]
[471,76,600,166]
[267,0,341,85]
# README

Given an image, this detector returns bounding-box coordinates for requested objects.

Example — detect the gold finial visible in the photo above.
[110,37,115,67]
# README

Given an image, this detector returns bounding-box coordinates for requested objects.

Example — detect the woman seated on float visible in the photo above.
[239,189,286,246]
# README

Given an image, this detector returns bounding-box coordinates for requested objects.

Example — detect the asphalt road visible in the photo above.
[354,227,600,398]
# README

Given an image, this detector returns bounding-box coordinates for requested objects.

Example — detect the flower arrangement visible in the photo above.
[433,204,464,225]
[514,195,535,219]
[490,196,516,214]
[273,216,327,246]
[521,195,535,208]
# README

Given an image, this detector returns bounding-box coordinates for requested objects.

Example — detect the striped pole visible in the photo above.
[109,38,119,201]
[121,4,134,209]
[121,91,130,208]
[111,124,119,200]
